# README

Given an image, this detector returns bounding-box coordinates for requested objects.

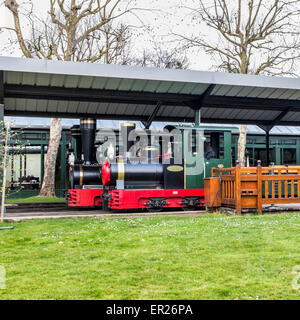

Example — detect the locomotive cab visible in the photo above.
[203,127,233,180]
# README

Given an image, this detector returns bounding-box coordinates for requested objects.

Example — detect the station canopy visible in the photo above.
[2,56,300,129]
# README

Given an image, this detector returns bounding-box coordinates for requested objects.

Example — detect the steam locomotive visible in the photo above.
[66,119,231,211]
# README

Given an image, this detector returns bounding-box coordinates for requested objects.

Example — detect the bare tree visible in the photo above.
[4,0,136,196]
[175,0,300,166]
[129,45,189,69]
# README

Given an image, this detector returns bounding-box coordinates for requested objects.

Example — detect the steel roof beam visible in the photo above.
[5,84,300,112]
[4,84,200,106]
[258,106,294,133]
[0,71,3,105]
[185,84,216,110]
[184,84,216,125]
[142,101,163,129]
[4,110,167,121]
[5,109,281,126]
[203,95,300,111]
[269,106,293,127]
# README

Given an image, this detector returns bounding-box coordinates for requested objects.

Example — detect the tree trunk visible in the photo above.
[237,124,247,167]
[39,118,62,197]
[237,60,247,167]
[1,121,10,223]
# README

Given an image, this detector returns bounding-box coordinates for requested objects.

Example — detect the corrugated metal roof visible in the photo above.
[2,56,300,127]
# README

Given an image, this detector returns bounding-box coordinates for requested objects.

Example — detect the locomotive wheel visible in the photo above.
[181,198,200,211]
[146,198,165,213]
[147,207,163,213]
[182,207,199,212]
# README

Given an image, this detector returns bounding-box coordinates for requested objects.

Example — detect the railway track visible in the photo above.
[6,202,67,213]
[4,202,207,221]
[4,203,300,222]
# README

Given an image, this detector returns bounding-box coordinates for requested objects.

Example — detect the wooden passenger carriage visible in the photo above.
[205,161,300,214]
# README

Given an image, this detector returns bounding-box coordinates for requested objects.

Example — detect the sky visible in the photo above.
[0,0,213,70]
[1,0,300,74]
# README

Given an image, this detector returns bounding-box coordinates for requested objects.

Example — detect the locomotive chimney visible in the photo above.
[70,125,82,163]
[120,123,136,160]
[80,118,96,165]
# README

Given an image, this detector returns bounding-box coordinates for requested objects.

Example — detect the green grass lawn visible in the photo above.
[6,196,65,204]
[0,213,300,300]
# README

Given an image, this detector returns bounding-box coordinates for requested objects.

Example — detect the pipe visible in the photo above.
[120,123,136,160]
[70,125,82,162]
[80,118,97,165]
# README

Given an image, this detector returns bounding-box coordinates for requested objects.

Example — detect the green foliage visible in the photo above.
[0,214,300,299]
[5,196,65,204]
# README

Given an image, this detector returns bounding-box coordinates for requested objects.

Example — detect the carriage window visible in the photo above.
[192,129,197,154]
[282,139,296,145]
[232,147,236,165]
[186,129,199,155]
[204,132,224,159]
[231,135,238,145]
[273,137,297,145]
[254,149,275,166]
[282,148,296,165]
[246,136,266,144]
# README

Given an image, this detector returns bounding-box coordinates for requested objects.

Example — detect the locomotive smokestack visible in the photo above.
[80,118,96,165]
[120,123,136,160]
[70,125,82,163]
